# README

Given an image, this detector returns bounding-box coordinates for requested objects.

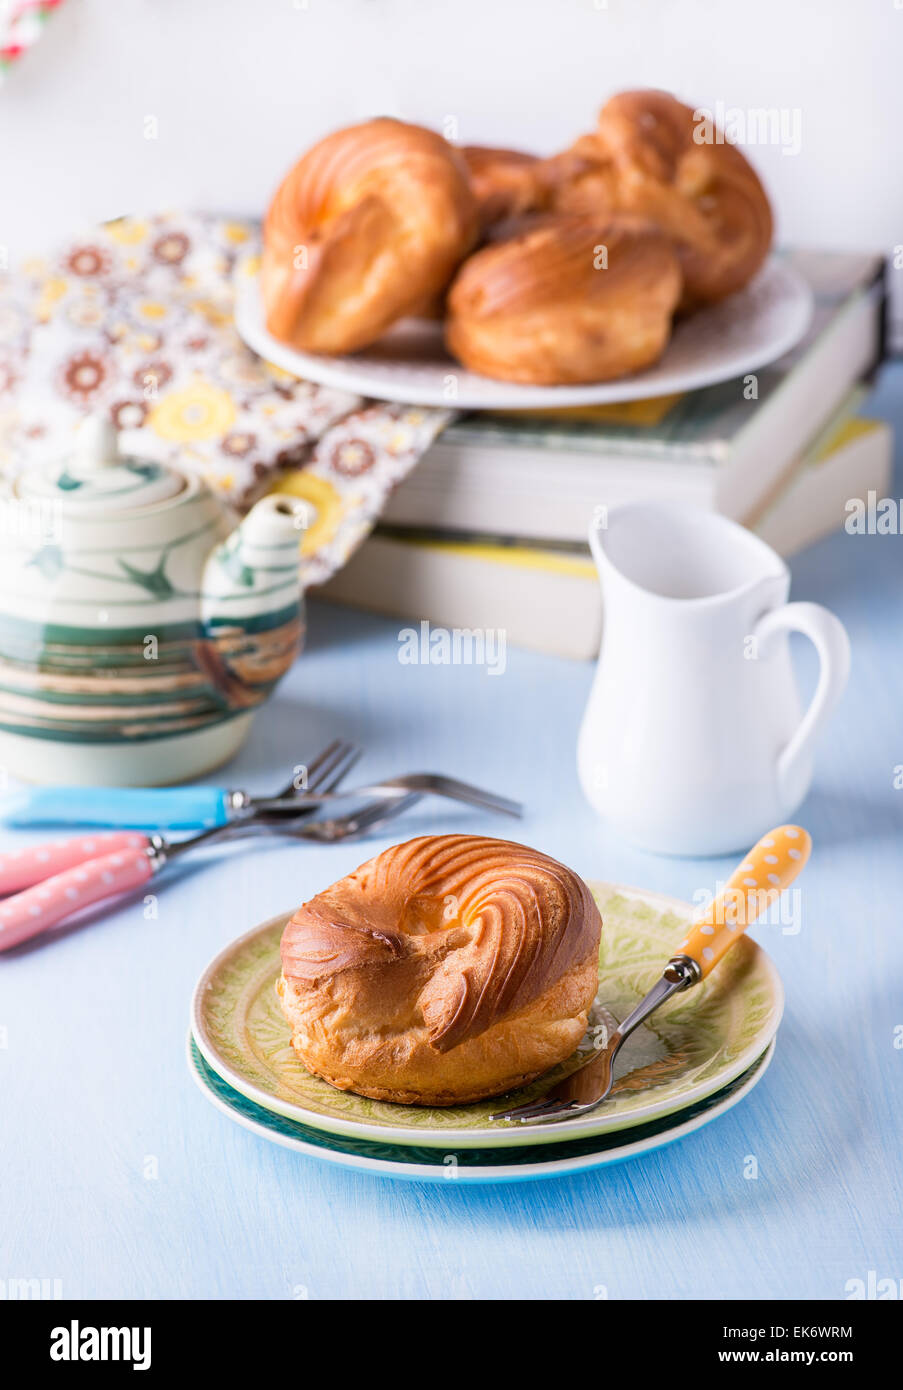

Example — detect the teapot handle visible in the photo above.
[755,602,851,804]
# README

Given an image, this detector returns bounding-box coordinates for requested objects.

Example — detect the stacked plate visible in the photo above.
[189,882,783,1184]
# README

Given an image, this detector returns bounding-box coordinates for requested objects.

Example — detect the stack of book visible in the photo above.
[319,251,890,658]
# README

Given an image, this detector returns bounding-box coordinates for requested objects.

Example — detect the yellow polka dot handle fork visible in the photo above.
[673,825,812,981]
[493,823,812,1124]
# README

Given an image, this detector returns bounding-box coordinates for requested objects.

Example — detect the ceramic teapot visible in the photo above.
[0,417,309,786]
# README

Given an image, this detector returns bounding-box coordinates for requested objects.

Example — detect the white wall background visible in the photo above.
[1,0,901,333]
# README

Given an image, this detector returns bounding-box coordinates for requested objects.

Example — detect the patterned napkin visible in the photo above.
[0,211,452,587]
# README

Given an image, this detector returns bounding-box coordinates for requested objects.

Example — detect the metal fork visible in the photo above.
[267,792,424,843]
[144,788,423,870]
[245,773,521,820]
[489,969,694,1125]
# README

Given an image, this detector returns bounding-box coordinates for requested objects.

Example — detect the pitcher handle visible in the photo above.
[755,602,851,802]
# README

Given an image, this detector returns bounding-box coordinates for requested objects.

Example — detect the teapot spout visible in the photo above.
[202,495,309,610]
[231,494,312,554]
[198,495,309,708]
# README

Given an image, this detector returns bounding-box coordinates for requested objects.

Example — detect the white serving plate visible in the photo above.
[234,256,813,410]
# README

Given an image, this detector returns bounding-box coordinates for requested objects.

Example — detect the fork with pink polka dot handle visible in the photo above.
[0,840,157,949]
[0,818,293,951]
[493,825,812,1124]
[0,741,366,950]
[0,832,150,897]
[0,783,424,949]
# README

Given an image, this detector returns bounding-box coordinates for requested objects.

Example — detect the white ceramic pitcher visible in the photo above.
[577,503,850,856]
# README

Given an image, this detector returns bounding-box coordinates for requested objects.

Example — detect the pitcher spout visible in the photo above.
[590,501,789,608]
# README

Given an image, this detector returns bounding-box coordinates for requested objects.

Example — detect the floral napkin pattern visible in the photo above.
[0,211,452,587]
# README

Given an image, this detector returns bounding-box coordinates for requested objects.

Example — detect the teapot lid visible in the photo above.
[17,416,186,511]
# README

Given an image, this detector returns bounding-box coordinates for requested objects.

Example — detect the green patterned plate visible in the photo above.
[188,1034,776,1183]
[190,881,783,1149]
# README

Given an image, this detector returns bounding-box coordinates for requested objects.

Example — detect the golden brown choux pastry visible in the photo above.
[461,145,549,232]
[278,835,603,1106]
[543,90,773,310]
[445,215,682,385]
[262,118,479,354]
[539,134,621,217]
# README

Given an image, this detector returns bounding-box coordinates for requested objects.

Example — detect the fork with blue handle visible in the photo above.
[2,771,520,828]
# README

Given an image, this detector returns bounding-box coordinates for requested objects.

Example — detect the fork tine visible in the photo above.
[269,740,335,800]
[260,772,522,817]
[273,740,356,800]
[343,791,421,835]
[488,1102,546,1123]
[312,745,362,794]
[489,1097,577,1123]
[301,740,354,791]
[294,792,423,843]
[306,739,344,769]
[411,776,522,818]
[512,1106,577,1124]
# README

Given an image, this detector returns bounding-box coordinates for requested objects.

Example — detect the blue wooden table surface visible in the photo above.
[2,366,901,1302]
